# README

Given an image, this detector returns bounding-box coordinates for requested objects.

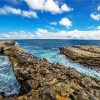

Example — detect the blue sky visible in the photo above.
[0,0,100,39]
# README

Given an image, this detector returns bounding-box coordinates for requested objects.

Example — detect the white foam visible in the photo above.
[23,46,100,80]
[0,56,20,96]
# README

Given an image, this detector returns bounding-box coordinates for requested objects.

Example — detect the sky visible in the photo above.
[0,0,100,39]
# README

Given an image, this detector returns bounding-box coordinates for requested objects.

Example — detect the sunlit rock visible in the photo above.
[0,41,100,100]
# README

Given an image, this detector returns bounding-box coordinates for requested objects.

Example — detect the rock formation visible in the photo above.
[60,45,100,71]
[0,41,100,100]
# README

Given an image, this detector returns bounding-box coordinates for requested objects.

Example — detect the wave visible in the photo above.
[23,46,100,79]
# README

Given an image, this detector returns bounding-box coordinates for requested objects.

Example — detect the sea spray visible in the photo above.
[22,45,100,79]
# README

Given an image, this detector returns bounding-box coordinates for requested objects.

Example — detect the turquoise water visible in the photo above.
[15,39,100,79]
[22,45,100,80]
[0,56,20,96]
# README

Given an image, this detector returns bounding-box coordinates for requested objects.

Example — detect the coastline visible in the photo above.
[60,45,100,72]
[0,41,100,100]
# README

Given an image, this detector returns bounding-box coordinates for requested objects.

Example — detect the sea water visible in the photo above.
[0,39,100,96]
[15,39,100,79]
[0,56,20,96]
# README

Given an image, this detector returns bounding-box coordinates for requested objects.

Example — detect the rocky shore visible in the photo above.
[60,45,100,72]
[0,41,100,100]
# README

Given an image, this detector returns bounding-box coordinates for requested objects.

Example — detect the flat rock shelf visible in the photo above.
[60,45,100,72]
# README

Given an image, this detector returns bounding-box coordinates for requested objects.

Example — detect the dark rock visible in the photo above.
[0,47,4,54]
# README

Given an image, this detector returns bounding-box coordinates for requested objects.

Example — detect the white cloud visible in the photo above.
[98,6,100,11]
[0,31,35,39]
[24,0,44,10]
[90,5,100,21]
[61,4,73,12]
[36,28,48,33]
[22,10,37,18]
[90,13,100,21]
[50,22,57,25]
[1,29,100,40]
[0,6,37,18]
[59,17,72,27]
[96,26,100,30]
[50,18,72,27]
[0,6,21,15]
[44,0,61,14]
[24,0,73,14]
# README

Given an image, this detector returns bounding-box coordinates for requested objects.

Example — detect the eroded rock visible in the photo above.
[0,41,100,100]
[60,45,100,71]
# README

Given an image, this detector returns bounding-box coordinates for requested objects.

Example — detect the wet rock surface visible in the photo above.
[0,41,100,100]
[60,45,100,71]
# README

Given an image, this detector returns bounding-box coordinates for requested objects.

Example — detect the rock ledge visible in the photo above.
[60,45,100,71]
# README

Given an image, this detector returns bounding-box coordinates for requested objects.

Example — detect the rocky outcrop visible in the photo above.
[0,40,15,54]
[60,45,100,71]
[0,41,100,100]
[0,40,15,46]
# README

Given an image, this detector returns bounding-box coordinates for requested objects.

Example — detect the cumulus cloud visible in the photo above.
[0,6,37,18]
[1,29,100,40]
[90,13,100,21]
[24,0,73,14]
[90,5,100,21]
[59,17,72,27]
[50,17,72,27]
[34,29,100,39]
[0,6,21,15]
[44,0,61,14]
[61,4,73,12]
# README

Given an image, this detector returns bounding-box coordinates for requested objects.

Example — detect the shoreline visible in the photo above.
[0,41,100,100]
[60,45,100,72]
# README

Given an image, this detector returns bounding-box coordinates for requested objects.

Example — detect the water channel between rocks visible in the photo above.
[0,56,20,96]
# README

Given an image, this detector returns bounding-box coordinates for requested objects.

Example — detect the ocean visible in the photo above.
[16,39,100,78]
[0,39,100,96]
